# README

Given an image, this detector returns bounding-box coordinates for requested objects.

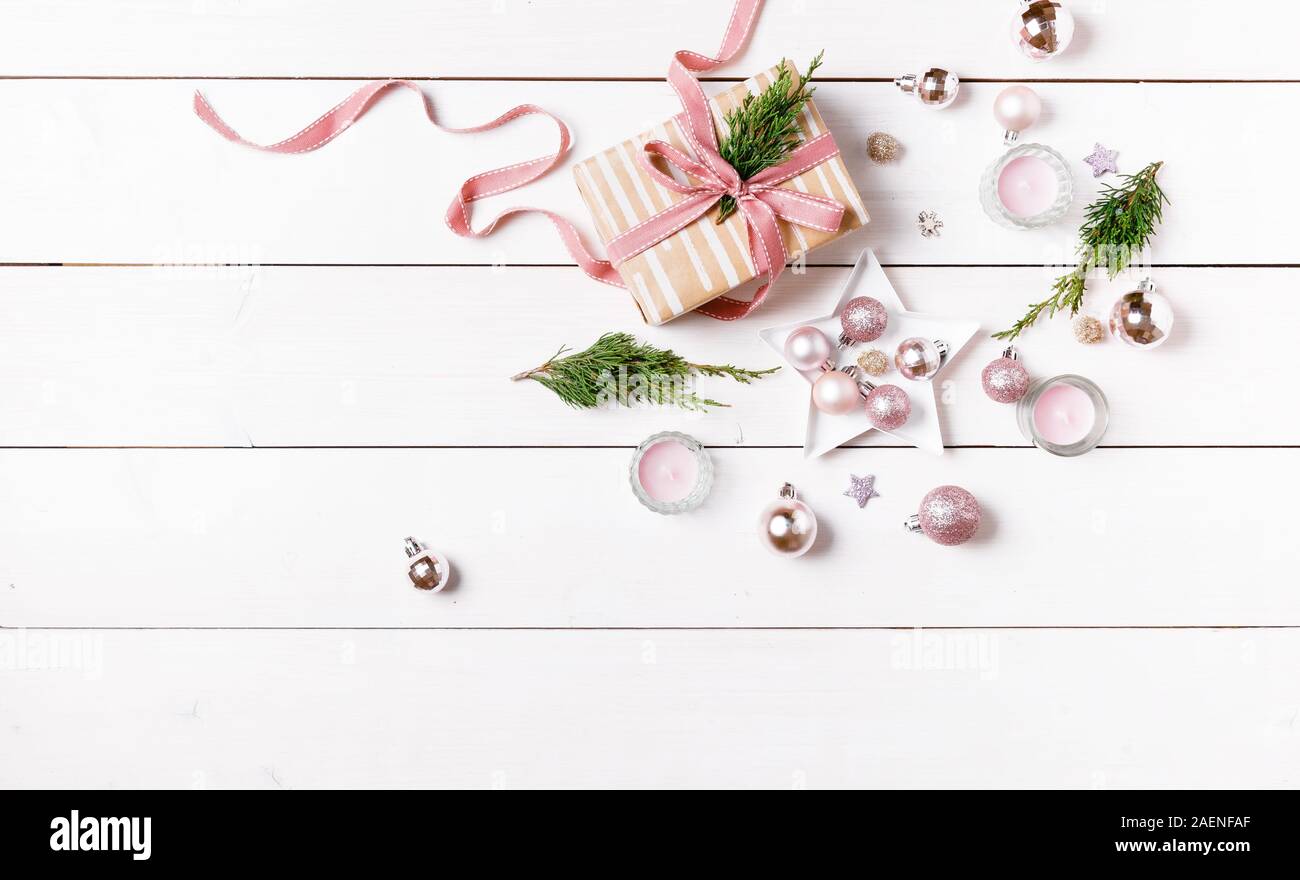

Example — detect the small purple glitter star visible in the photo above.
[1083,143,1119,178]
[843,473,880,509]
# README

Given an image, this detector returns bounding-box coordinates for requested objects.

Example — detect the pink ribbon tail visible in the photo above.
[189,0,774,317]
[193,82,623,287]
[675,0,766,73]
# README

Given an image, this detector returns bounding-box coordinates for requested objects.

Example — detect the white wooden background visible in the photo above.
[1,0,1298,789]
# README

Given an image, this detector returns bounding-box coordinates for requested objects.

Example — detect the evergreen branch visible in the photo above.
[510,332,779,412]
[992,267,1086,342]
[715,52,823,224]
[508,344,569,382]
[993,161,1169,341]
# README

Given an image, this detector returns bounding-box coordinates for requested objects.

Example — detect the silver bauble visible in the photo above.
[1108,279,1174,349]
[894,67,960,109]
[1012,1,1075,62]
[894,337,949,381]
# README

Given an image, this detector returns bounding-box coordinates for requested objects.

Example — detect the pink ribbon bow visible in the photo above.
[605,58,845,320]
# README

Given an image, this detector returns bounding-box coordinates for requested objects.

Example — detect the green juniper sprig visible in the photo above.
[994,161,1169,342]
[510,332,779,412]
[715,51,824,224]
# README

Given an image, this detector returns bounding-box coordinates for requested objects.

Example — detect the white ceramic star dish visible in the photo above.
[759,249,979,457]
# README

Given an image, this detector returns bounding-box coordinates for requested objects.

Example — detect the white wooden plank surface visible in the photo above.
[1,447,1292,628]
[1,1,1295,790]
[0,266,1285,447]
[0,81,1289,265]
[3,628,1296,789]
[1,1,1294,80]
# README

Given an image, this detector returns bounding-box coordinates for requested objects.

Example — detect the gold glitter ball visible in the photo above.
[866,132,901,165]
[857,348,890,376]
[1073,314,1105,344]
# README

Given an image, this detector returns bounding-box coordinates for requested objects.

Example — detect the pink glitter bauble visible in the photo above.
[917,485,981,546]
[865,384,911,431]
[981,355,1030,403]
[840,296,888,343]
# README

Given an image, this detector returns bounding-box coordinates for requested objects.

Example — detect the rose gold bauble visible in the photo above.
[758,484,818,557]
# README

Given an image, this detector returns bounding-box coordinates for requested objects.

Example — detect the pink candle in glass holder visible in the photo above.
[629,431,713,514]
[1017,374,1108,456]
[997,155,1059,217]
[637,438,699,503]
[1031,382,1096,446]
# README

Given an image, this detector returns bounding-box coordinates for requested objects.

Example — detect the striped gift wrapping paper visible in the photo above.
[573,62,869,325]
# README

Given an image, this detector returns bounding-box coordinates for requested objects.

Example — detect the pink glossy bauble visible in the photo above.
[865,384,911,431]
[917,485,982,546]
[994,85,1042,134]
[783,325,833,372]
[981,355,1030,403]
[812,369,862,415]
[840,296,888,343]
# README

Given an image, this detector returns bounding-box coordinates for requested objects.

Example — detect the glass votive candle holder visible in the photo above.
[629,431,714,514]
[980,143,1073,230]
[1016,375,1109,457]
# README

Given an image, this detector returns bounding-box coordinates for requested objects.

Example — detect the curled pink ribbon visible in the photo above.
[191,0,835,320]
[193,82,623,287]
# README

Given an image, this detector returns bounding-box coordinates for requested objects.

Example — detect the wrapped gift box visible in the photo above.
[574,62,869,325]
